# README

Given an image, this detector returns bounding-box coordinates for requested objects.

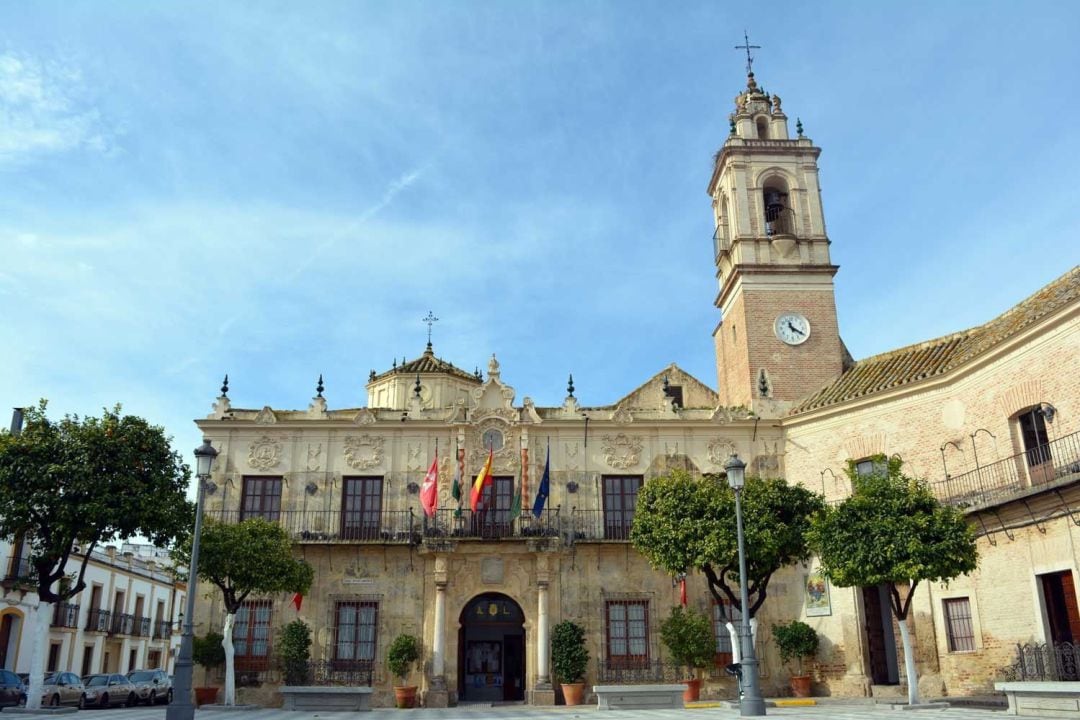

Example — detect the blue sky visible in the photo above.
[2,1,1079,473]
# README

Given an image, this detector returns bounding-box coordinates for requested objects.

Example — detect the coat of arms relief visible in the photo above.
[343,434,384,470]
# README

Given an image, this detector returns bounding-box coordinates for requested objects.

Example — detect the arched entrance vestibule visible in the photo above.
[0,608,24,670]
[457,593,525,702]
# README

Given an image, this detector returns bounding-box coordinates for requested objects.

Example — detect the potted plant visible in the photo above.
[551,620,589,706]
[386,633,422,708]
[192,631,226,707]
[773,620,819,698]
[278,620,312,686]
[660,606,714,702]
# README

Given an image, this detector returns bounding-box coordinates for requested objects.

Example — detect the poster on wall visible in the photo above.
[804,571,832,617]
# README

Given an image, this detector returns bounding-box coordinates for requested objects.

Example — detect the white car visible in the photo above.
[126,669,173,705]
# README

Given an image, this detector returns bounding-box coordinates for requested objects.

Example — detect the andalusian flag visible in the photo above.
[509,484,522,521]
[451,445,463,518]
[469,448,494,512]
[532,444,550,519]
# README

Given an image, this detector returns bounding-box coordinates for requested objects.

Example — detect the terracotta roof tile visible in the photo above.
[792,266,1080,414]
[372,345,481,384]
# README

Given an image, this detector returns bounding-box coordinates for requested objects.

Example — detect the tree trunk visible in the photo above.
[896,615,919,706]
[222,612,236,706]
[24,600,51,710]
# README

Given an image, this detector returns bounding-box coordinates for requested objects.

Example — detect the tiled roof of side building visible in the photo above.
[792,265,1080,414]
[371,344,482,383]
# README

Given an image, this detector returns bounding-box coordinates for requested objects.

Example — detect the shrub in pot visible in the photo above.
[660,606,714,702]
[551,620,589,706]
[772,620,819,697]
[278,620,312,686]
[192,631,226,706]
[386,634,422,708]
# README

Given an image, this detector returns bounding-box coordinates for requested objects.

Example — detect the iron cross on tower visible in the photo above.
[423,310,439,347]
[735,30,761,75]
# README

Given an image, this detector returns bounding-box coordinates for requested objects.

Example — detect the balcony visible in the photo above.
[110,612,148,636]
[931,430,1080,509]
[567,509,634,543]
[152,619,174,639]
[420,507,560,541]
[203,510,419,544]
[51,602,80,629]
[86,608,112,633]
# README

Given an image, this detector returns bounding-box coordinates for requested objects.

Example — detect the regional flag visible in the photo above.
[420,450,438,518]
[531,445,550,519]
[469,448,494,512]
[451,449,463,518]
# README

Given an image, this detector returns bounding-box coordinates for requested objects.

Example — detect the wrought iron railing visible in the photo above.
[203,509,419,544]
[152,619,173,639]
[1008,641,1080,681]
[86,608,111,633]
[931,430,1080,507]
[567,509,634,542]
[595,659,685,684]
[420,507,560,541]
[111,612,136,636]
[51,602,80,629]
[3,556,34,583]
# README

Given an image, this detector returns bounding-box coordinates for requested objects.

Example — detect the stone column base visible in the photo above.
[529,683,556,706]
[424,689,450,708]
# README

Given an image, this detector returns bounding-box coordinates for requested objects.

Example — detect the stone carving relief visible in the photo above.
[564,442,580,471]
[343,435,385,470]
[707,437,738,467]
[754,440,781,476]
[407,443,423,472]
[353,408,377,425]
[306,443,322,471]
[601,434,644,470]
[248,436,282,471]
[710,406,754,424]
[611,405,633,424]
[254,406,277,425]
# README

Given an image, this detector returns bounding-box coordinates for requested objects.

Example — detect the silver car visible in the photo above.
[126,669,173,705]
[81,674,136,708]
[40,672,85,708]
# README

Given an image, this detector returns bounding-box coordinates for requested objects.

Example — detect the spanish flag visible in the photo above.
[469,448,494,511]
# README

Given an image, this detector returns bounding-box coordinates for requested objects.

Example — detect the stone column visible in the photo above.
[425,562,450,708]
[531,580,555,705]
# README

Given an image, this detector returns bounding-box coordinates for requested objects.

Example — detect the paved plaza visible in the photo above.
[36,702,1022,720]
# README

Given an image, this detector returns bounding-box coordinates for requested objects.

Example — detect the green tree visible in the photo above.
[278,620,312,685]
[808,455,977,706]
[175,518,314,706]
[631,469,823,618]
[659,606,714,675]
[0,402,193,710]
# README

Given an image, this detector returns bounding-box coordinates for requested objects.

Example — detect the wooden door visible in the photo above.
[503,634,524,701]
[862,586,891,685]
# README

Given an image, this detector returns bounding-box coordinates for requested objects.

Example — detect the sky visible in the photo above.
[2,1,1079,480]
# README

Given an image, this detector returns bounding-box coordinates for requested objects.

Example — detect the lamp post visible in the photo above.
[167,438,218,720]
[726,453,766,716]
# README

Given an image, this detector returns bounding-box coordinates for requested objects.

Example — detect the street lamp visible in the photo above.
[167,438,218,720]
[726,453,766,716]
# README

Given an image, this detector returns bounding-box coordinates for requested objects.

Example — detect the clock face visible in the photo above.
[774,313,811,345]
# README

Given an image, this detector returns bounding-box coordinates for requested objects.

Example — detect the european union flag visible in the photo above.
[531,445,550,519]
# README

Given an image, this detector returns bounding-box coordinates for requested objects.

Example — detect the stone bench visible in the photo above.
[279,686,373,711]
[995,681,1080,716]
[592,684,685,710]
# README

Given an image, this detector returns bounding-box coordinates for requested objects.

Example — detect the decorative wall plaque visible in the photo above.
[480,558,504,584]
[343,435,384,470]
[248,436,282,471]
[707,437,737,466]
[601,434,643,470]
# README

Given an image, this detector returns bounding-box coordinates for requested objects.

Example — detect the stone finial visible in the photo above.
[392,358,397,369]
[488,353,500,379]
[414,373,422,398]
[369,369,376,382]
[796,118,804,137]
[474,366,482,380]
[729,117,737,135]
[771,94,782,113]
[220,374,229,398]
[316,374,324,398]
[567,373,575,398]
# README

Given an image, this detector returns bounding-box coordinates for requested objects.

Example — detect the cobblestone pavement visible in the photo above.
[49,700,1023,720]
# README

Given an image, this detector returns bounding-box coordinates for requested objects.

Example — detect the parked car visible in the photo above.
[81,673,136,708]
[0,670,25,708]
[41,672,85,708]
[126,669,173,705]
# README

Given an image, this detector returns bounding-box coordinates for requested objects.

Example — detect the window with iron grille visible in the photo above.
[240,477,282,521]
[605,600,649,668]
[234,600,273,670]
[341,477,383,540]
[1018,407,1052,467]
[334,601,379,668]
[712,598,742,666]
[943,597,975,652]
[602,476,642,540]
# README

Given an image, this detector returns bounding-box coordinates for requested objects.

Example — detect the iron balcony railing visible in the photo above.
[1009,641,1080,681]
[110,612,137,636]
[203,509,419,544]
[51,602,80,629]
[567,509,635,542]
[152,619,173,639]
[420,507,560,541]
[931,429,1080,507]
[3,556,34,583]
[86,608,111,633]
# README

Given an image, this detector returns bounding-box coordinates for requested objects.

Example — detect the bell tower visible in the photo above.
[709,66,844,415]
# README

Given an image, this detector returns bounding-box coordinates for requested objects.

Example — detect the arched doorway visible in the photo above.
[458,593,525,703]
[0,609,24,670]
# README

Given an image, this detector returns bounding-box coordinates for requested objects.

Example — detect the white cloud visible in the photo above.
[0,52,111,165]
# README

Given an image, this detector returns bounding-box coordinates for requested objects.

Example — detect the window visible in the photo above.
[47,642,60,672]
[712,598,742,666]
[854,457,887,478]
[1019,407,1052,468]
[943,598,975,652]
[234,601,272,670]
[334,601,379,668]
[606,600,649,668]
[240,477,282,521]
[474,476,515,538]
[602,476,642,540]
[341,477,383,540]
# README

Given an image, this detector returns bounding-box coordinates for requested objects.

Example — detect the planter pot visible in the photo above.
[682,678,701,702]
[789,674,812,698]
[394,685,418,708]
[561,682,586,706]
[194,687,219,707]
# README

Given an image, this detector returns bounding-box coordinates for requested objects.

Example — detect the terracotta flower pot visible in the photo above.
[194,686,219,707]
[682,678,701,702]
[789,674,812,698]
[561,682,585,706]
[394,685,418,708]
